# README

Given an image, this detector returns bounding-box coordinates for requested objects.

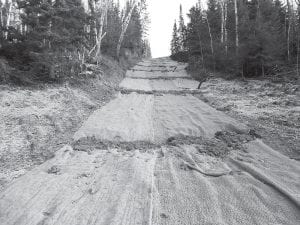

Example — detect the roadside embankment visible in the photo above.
[0,56,132,191]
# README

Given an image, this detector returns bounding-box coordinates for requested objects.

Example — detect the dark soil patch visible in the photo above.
[119,88,201,96]
[72,137,159,153]
[166,129,256,158]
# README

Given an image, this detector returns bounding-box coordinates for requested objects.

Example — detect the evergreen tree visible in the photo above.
[171,20,180,55]
[174,0,293,77]
[142,39,152,58]
[206,0,221,42]
[0,0,150,83]
[16,0,88,78]
[102,0,122,56]
[178,4,187,51]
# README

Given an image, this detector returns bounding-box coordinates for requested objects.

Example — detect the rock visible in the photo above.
[160,213,169,219]
[47,165,61,175]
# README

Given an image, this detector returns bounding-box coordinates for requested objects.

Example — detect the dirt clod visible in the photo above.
[160,213,169,219]
[47,166,61,175]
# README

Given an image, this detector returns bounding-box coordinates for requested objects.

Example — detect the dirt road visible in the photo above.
[0,58,299,225]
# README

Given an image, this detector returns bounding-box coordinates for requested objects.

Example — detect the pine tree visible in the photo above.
[206,0,221,42]
[171,20,180,55]
[16,0,88,78]
[179,0,291,77]
[142,39,152,58]
[178,4,187,51]
[102,1,122,56]
[186,4,206,69]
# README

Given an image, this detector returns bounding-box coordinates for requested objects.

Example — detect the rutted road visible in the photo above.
[0,58,299,225]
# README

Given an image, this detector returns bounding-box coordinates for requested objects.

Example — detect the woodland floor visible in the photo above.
[0,57,299,225]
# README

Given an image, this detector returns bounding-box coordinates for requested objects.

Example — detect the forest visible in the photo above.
[0,0,151,84]
[171,0,300,79]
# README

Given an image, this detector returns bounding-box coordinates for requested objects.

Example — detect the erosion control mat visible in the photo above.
[1,58,299,225]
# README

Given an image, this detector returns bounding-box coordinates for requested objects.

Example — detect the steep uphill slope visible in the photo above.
[0,57,299,225]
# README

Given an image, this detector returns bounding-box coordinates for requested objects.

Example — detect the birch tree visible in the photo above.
[234,0,239,56]
[295,0,300,78]
[88,0,109,60]
[0,2,3,43]
[287,0,291,62]
[2,0,12,40]
[116,0,137,58]
[220,0,224,43]
[219,0,228,54]
[206,12,215,71]
[224,0,228,54]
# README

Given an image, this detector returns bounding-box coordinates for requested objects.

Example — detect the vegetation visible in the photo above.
[171,0,300,80]
[0,0,151,84]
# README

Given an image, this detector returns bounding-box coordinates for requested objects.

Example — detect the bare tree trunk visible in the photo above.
[224,0,228,55]
[295,1,300,82]
[0,6,3,44]
[0,7,3,27]
[297,28,300,77]
[117,0,137,58]
[4,2,12,40]
[206,16,214,56]
[234,0,239,56]
[94,0,108,60]
[87,0,108,61]
[88,0,97,46]
[197,33,205,70]
[220,0,224,44]
[206,15,215,71]
[287,0,291,62]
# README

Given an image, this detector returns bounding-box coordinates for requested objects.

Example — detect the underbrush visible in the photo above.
[171,52,300,84]
[0,41,138,86]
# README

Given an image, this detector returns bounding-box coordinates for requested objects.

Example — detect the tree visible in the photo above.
[234,0,239,56]
[171,20,180,55]
[178,4,187,51]
[287,0,291,62]
[0,0,150,83]
[186,3,206,68]
[122,3,143,55]
[87,0,109,61]
[101,0,122,56]
[116,0,137,57]
[219,0,228,54]
[142,39,151,58]
[176,0,293,78]
[15,0,88,79]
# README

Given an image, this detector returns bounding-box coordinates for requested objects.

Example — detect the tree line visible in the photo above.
[171,0,300,78]
[0,0,151,83]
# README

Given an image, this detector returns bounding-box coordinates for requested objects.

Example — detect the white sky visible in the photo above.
[148,0,198,58]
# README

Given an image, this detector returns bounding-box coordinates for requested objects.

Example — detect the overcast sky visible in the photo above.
[148,0,198,58]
